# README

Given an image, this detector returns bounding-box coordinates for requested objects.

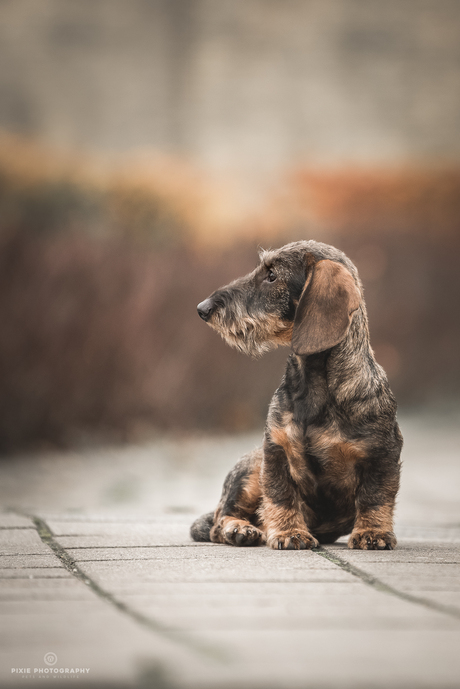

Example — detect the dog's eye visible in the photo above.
[266,269,277,283]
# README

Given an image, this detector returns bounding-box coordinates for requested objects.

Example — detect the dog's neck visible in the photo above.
[285,307,381,414]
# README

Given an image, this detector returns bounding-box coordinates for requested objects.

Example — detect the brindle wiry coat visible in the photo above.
[191,241,403,550]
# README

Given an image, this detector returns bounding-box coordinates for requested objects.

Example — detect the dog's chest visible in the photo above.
[303,424,365,492]
[269,406,365,490]
[286,427,366,493]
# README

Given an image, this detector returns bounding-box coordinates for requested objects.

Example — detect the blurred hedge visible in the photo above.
[0,135,287,451]
[0,135,459,451]
[290,168,460,412]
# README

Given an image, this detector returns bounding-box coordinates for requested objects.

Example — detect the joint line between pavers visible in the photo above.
[17,511,228,664]
[313,546,460,622]
[61,544,203,549]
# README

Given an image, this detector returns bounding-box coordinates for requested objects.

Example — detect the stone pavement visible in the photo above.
[0,412,459,689]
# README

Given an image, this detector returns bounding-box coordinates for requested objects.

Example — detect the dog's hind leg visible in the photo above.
[212,448,265,546]
[192,448,265,546]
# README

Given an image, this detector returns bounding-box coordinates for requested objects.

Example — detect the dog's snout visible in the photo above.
[197,298,215,322]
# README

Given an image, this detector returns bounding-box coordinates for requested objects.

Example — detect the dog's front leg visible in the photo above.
[260,440,318,550]
[348,459,400,550]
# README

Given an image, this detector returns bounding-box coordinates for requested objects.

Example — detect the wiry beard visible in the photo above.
[208,308,292,358]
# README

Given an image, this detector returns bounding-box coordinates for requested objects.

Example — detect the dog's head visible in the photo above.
[197,240,363,357]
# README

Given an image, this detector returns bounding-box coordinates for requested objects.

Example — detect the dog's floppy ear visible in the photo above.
[292,259,361,356]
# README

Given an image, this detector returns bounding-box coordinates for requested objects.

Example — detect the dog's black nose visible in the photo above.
[197,298,214,322]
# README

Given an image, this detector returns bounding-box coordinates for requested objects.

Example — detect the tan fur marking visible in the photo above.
[348,502,397,549]
[270,412,311,484]
[309,427,367,463]
[327,442,365,490]
[217,517,248,530]
[210,516,265,546]
[274,322,294,344]
[353,502,394,533]
[308,426,343,457]
[209,310,293,357]
[331,441,366,463]
[210,517,249,543]
[236,462,262,514]
[260,498,318,549]
[260,497,314,536]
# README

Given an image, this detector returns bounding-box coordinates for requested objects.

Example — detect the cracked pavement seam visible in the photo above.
[17,509,460,653]
[20,511,229,664]
[314,546,460,621]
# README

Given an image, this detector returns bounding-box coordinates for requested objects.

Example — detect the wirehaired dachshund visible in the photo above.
[191,240,402,550]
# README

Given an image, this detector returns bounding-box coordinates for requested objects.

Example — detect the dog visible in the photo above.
[190,240,402,550]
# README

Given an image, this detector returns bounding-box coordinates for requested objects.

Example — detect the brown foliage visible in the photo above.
[291,167,460,236]
[290,167,460,406]
[0,230,288,451]
[0,136,459,450]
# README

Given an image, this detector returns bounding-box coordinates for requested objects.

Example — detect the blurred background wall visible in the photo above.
[2,0,460,167]
[0,0,459,451]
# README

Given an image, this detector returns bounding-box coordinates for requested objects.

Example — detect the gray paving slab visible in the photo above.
[0,514,35,528]
[121,590,459,632]
[187,628,460,689]
[1,603,219,689]
[329,540,460,562]
[0,582,94,603]
[0,553,67,569]
[1,414,460,688]
[55,530,198,549]
[60,546,210,562]
[0,567,72,579]
[0,600,110,617]
[0,528,50,555]
[78,544,349,581]
[328,542,460,600]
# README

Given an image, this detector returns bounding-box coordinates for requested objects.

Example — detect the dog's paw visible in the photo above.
[223,521,266,547]
[348,530,396,550]
[267,530,319,550]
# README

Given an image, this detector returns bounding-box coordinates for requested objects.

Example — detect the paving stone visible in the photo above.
[329,544,460,597]
[0,599,105,614]
[0,514,33,528]
[56,528,196,549]
[61,544,211,562]
[46,514,196,535]
[189,628,460,689]
[0,554,65,569]
[396,526,460,543]
[0,528,49,555]
[1,603,219,688]
[1,416,460,688]
[421,591,460,607]
[118,585,459,632]
[0,580,94,602]
[329,540,460,563]
[79,546,351,585]
[0,568,71,579]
